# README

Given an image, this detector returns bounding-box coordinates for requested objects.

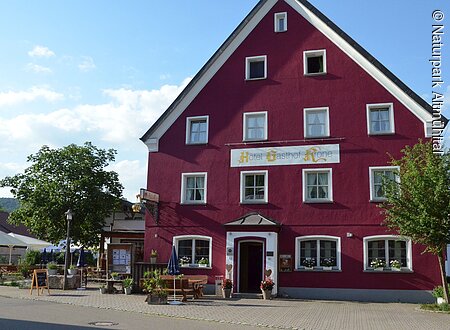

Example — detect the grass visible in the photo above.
[421,303,450,313]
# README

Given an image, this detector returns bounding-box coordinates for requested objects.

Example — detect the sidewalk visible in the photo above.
[1,285,450,330]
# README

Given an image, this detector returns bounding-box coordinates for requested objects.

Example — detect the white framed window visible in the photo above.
[174,235,212,268]
[302,168,333,203]
[240,170,268,204]
[369,166,400,202]
[186,116,209,144]
[363,235,412,271]
[366,103,395,135]
[181,172,207,204]
[274,12,287,32]
[245,55,267,80]
[243,111,267,141]
[304,107,330,138]
[304,49,326,75]
[295,236,341,270]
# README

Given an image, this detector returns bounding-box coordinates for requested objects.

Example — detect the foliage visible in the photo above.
[150,249,158,257]
[198,257,209,265]
[0,255,8,264]
[389,259,401,269]
[260,278,274,291]
[432,285,450,298]
[421,303,450,313]
[0,142,123,247]
[122,278,133,288]
[47,262,57,270]
[302,258,316,268]
[24,250,41,265]
[380,140,450,301]
[370,258,386,269]
[142,269,167,297]
[322,258,334,267]
[17,259,30,278]
[179,256,190,265]
[222,279,233,289]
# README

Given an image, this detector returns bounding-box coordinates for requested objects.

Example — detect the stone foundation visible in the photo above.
[48,275,81,289]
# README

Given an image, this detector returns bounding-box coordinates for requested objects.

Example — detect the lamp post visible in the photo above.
[63,209,73,290]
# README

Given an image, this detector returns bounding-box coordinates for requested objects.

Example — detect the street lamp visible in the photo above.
[63,209,73,290]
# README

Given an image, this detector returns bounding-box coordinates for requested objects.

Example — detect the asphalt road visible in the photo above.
[0,296,259,330]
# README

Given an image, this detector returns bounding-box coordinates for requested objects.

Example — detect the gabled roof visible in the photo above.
[141,0,446,147]
[0,211,34,237]
[224,212,281,227]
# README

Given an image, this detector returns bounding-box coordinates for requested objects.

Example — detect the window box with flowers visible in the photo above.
[390,259,402,271]
[198,258,209,267]
[322,258,334,271]
[260,278,274,300]
[302,258,316,270]
[370,258,386,271]
[179,256,191,267]
[222,279,233,298]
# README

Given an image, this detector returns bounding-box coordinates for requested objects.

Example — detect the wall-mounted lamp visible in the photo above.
[346,232,353,238]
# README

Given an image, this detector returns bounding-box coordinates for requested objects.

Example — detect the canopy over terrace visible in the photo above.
[7,233,51,251]
[0,231,27,264]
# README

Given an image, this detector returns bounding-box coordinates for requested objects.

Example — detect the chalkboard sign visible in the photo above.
[30,269,50,296]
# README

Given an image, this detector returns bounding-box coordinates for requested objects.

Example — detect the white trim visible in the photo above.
[368,166,400,202]
[180,172,208,205]
[274,12,287,32]
[285,0,431,130]
[245,55,267,80]
[144,0,432,146]
[240,170,268,204]
[302,168,333,203]
[186,115,209,145]
[363,235,412,271]
[295,235,341,270]
[303,49,327,75]
[303,107,330,138]
[243,111,268,141]
[145,138,159,153]
[237,239,265,293]
[366,103,395,135]
[173,235,212,267]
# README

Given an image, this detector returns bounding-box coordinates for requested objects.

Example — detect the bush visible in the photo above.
[432,285,450,298]
[17,260,31,278]
[24,250,41,265]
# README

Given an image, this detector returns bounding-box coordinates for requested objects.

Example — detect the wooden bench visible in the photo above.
[160,276,195,302]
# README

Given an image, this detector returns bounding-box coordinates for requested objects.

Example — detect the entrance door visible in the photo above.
[239,241,263,293]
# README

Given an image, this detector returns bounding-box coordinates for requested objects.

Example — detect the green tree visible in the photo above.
[0,142,123,247]
[380,140,450,302]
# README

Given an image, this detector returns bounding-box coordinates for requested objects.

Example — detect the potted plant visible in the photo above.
[260,277,274,300]
[198,258,209,267]
[110,272,120,280]
[322,258,334,271]
[222,279,233,298]
[150,249,158,264]
[47,262,58,275]
[179,256,190,267]
[389,259,401,271]
[370,258,386,271]
[68,265,77,275]
[123,278,133,295]
[143,269,168,304]
[302,258,316,270]
[432,285,449,305]
[99,283,106,294]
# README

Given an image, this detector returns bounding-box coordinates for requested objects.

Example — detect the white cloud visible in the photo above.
[78,56,96,72]
[0,87,64,107]
[28,45,55,58]
[25,63,52,74]
[159,73,171,80]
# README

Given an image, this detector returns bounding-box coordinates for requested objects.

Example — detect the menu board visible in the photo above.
[107,243,133,274]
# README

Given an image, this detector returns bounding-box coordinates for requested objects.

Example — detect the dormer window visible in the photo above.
[304,50,326,75]
[274,12,287,32]
[245,56,267,80]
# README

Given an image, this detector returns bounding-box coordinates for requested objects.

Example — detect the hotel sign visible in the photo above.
[230,144,340,167]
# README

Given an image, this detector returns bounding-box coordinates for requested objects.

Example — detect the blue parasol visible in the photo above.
[41,248,47,265]
[49,249,54,262]
[77,247,86,267]
[167,245,182,305]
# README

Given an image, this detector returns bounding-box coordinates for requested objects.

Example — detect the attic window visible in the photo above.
[304,50,326,75]
[274,12,287,32]
[246,55,267,80]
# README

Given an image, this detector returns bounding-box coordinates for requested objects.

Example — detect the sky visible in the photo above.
[0,0,448,202]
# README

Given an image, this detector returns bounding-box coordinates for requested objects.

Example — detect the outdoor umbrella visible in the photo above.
[167,245,182,305]
[0,231,27,265]
[49,249,54,262]
[77,247,86,290]
[41,248,47,265]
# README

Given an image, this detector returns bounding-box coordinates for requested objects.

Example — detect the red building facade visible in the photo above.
[141,0,440,302]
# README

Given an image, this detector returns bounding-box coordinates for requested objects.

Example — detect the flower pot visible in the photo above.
[304,267,314,271]
[147,294,167,305]
[68,269,77,275]
[323,266,332,271]
[124,287,132,295]
[374,267,384,271]
[199,264,208,268]
[261,289,272,300]
[437,297,446,305]
[48,269,57,276]
[222,288,232,298]
[99,287,106,294]
[391,267,401,272]
[150,257,157,264]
